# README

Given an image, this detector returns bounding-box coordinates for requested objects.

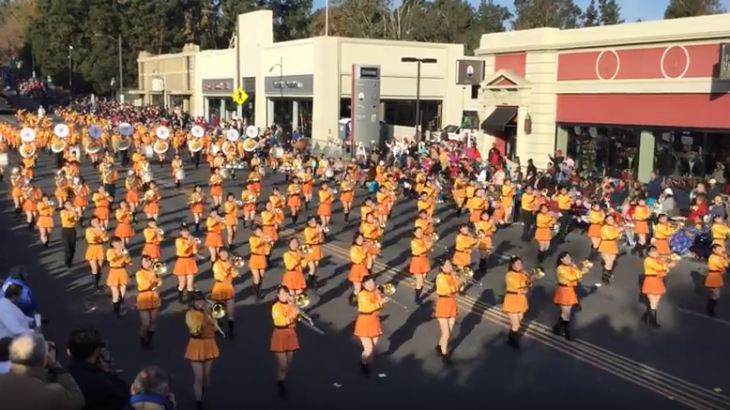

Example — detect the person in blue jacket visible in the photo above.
[1,274,37,319]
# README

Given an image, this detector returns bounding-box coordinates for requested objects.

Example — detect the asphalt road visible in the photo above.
[0,115,728,410]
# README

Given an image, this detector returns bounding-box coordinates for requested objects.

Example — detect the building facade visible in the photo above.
[474,14,730,177]
[135,11,471,148]
[132,44,199,111]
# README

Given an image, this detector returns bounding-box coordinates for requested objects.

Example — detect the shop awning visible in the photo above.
[481,106,517,132]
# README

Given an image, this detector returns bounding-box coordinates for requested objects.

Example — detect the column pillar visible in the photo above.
[292,100,300,129]
[638,130,656,183]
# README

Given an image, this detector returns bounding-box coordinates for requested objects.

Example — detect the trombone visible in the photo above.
[377,282,409,311]
[150,259,168,277]
[298,244,313,254]
[454,266,484,292]
[205,299,227,336]
[290,294,321,332]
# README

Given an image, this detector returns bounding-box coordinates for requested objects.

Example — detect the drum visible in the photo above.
[144,145,154,159]
[324,169,334,179]
[175,168,186,180]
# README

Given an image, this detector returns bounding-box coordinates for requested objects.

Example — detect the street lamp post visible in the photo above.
[401,57,437,140]
[67,45,73,93]
[95,33,124,102]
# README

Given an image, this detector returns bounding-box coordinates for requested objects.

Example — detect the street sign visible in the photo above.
[232,88,248,105]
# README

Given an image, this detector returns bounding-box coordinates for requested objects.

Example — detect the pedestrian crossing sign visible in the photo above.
[232,88,248,105]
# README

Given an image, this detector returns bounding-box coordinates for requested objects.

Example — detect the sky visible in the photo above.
[312,0,730,23]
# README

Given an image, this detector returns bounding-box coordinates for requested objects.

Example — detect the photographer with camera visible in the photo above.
[65,327,129,410]
[127,366,176,410]
[0,333,85,410]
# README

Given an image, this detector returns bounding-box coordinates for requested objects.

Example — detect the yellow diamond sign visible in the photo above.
[232,88,248,105]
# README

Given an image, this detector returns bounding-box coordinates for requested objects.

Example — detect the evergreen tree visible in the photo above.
[664,0,725,19]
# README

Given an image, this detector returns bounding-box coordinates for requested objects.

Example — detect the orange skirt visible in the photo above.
[190,203,205,214]
[185,338,219,361]
[136,290,160,310]
[72,196,86,209]
[251,182,262,194]
[11,187,21,198]
[302,184,313,195]
[409,256,430,275]
[553,285,578,306]
[173,257,198,276]
[653,238,670,255]
[204,232,224,248]
[210,282,235,301]
[22,200,36,212]
[249,254,267,270]
[348,263,369,283]
[317,204,332,217]
[106,268,129,287]
[305,245,322,262]
[469,209,481,223]
[477,237,492,250]
[210,185,223,197]
[354,313,382,338]
[143,203,160,214]
[243,203,255,214]
[270,327,299,352]
[340,191,354,204]
[598,239,618,255]
[287,196,301,209]
[502,293,528,314]
[94,207,110,221]
[641,275,666,295]
[126,191,139,205]
[85,244,105,261]
[534,227,551,242]
[114,223,134,238]
[434,296,458,318]
[263,225,278,242]
[452,250,471,267]
[142,243,161,259]
[587,224,602,238]
[634,220,649,235]
[36,215,53,229]
[224,214,237,226]
[705,271,724,288]
[282,270,306,291]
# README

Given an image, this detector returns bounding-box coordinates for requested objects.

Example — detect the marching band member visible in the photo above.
[271,285,300,398]
[142,181,161,222]
[21,180,40,230]
[171,154,184,189]
[552,252,587,340]
[452,224,476,269]
[416,192,434,219]
[465,188,486,225]
[269,187,285,228]
[652,214,674,256]
[286,177,302,225]
[451,172,467,214]
[360,197,375,222]
[185,291,220,410]
[409,227,432,303]
[204,210,225,263]
[500,180,516,224]
[249,226,270,299]
[106,236,131,316]
[35,195,54,247]
[53,170,70,210]
[92,186,112,230]
[339,175,355,222]
[303,217,324,287]
[84,217,108,289]
[519,186,536,241]
[354,275,385,376]
[261,202,279,247]
[211,248,238,338]
[223,193,239,247]
[317,182,334,232]
[282,238,307,294]
[434,259,461,362]
[599,214,622,284]
[641,246,676,328]
[376,185,391,228]
[348,233,369,305]
[586,203,605,259]
[705,244,727,317]
[553,186,573,242]
[710,215,729,250]
[113,201,134,247]
[361,212,382,271]
[135,255,161,349]
[209,168,224,209]
[632,198,651,256]
[124,171,140,221]
[142,220,163,260]
[174,225,199,303]
[474,211,496,272]
[247,165,262,199]
[72,177,89,223]
[240,182,257,228]
[300,168,314,209]
[414,210,434,236]
[503,256,532,349]
[188,185,206,232]
[534,204,556,266]
[60,200,79,268]
[10,169,23,214]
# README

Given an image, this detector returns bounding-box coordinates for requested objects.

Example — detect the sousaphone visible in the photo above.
[116,122,133,151]
[188,125,205,153]
[51,123,70,153]
[154,126,170,154]
[85,125,103,155]
[19,128,36,158]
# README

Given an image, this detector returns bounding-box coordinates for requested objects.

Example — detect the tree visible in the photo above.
[582,0,599,26]
[330,0,389,38]
[664,0,725,19]
[270,0,313,41]
[597,0,623,25]
[473,0,511,33]
[411,0,474,46]
[512,0,583,30]
[220,0,267,47]
[308,6,349,36]
[0,0,36,63]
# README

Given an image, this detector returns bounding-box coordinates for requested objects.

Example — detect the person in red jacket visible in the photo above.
[688,195,709,226]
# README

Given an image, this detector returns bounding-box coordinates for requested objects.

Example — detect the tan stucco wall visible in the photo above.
[474,14,730,168]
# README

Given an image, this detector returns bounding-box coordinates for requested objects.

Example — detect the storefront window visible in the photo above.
[150,93,163,108]
[272,99,293,126]
[296,99,313,139]
[564,126,639,177]
[652,131,730,179]
[169,95,185,111]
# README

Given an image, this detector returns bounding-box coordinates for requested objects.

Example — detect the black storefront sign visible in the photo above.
[719,43,730,80]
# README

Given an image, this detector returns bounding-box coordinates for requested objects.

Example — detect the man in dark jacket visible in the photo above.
[65,327,129,410]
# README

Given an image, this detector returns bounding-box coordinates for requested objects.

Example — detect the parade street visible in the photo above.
[0,116,728,410]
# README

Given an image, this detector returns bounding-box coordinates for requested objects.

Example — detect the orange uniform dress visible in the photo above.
[451,178,466,203]
[240,189,256,215]
[261,210,278,242]
[339,180,355,204]
[711,223,729,250]
[282,250,306,291]
[360,222,382,257]
[72,185,89,210]
[641,256,668,295]
[466,196,486,224]
[317,188,334,218]
[353,290,383,338]
[414,218,433,236]
[210,259,236,301]
[348,245,369,283]
[184,309,220,361]
[35,201,54,229]
[247,172,262,196]
[502,270,529,314]
[248,236,269,270]
[92,192,111,222]
[105,249,129,287]
[434,272,459,318]
[286,184,302,212]
[303,226,323,262]
[408,238,430,274]
[135,268,161,310]
[223,200,238,227]
[633,205,650,235]
[189,193,205,215]
[653,223,674,256]
[598,224,621,255]
[474,219,495,251]
[209,174,223,198]
[141,227,162,259]
[84,227,107,261]
[124,178,139,206]
[173,237,198,276]
[142,189,161,215]
[534,212,555,242]
[270,301,299,352]
[113,209,134,239]
[500,184,515,212]
[417,198,434,218]
[586,210,605,239]
[21,187,41,213]
[553,265,581,306]
[705,254,727,289]
[452,233,475,268]
[204,216,225,248]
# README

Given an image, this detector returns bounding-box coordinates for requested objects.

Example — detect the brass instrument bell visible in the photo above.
[157,228,164,235]
[298,244,313,254]
[294,294,311,309]
[207,300,227,319]
[192,237,202,245]
[151,259,168,276]
[235,200,244,207]
[371,239,382,249]
[578,259,593,272]
[378,282,397,296]
[430,232,439,241]
[531,267,546,279]
[455,266,474,279]
[432,217,441,224]
[231,255,245,269]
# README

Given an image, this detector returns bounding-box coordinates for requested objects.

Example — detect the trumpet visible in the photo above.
[46,199,56,208]
[299,244,313,254]
[151,259,168,276]
[528,267,546,282]
[432,217,441,224]
[377,282,409,310]
[576,259,593,273]
[263,235,273,244]
[157,228,164,236]
[430,232,439,241]
[235,200,244,207]
[369,239,381,249]
[231,255,245,269]
[660,253,682,263]
[291,294,315,326]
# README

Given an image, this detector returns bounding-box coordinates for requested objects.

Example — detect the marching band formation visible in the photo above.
[0,108,727,408]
